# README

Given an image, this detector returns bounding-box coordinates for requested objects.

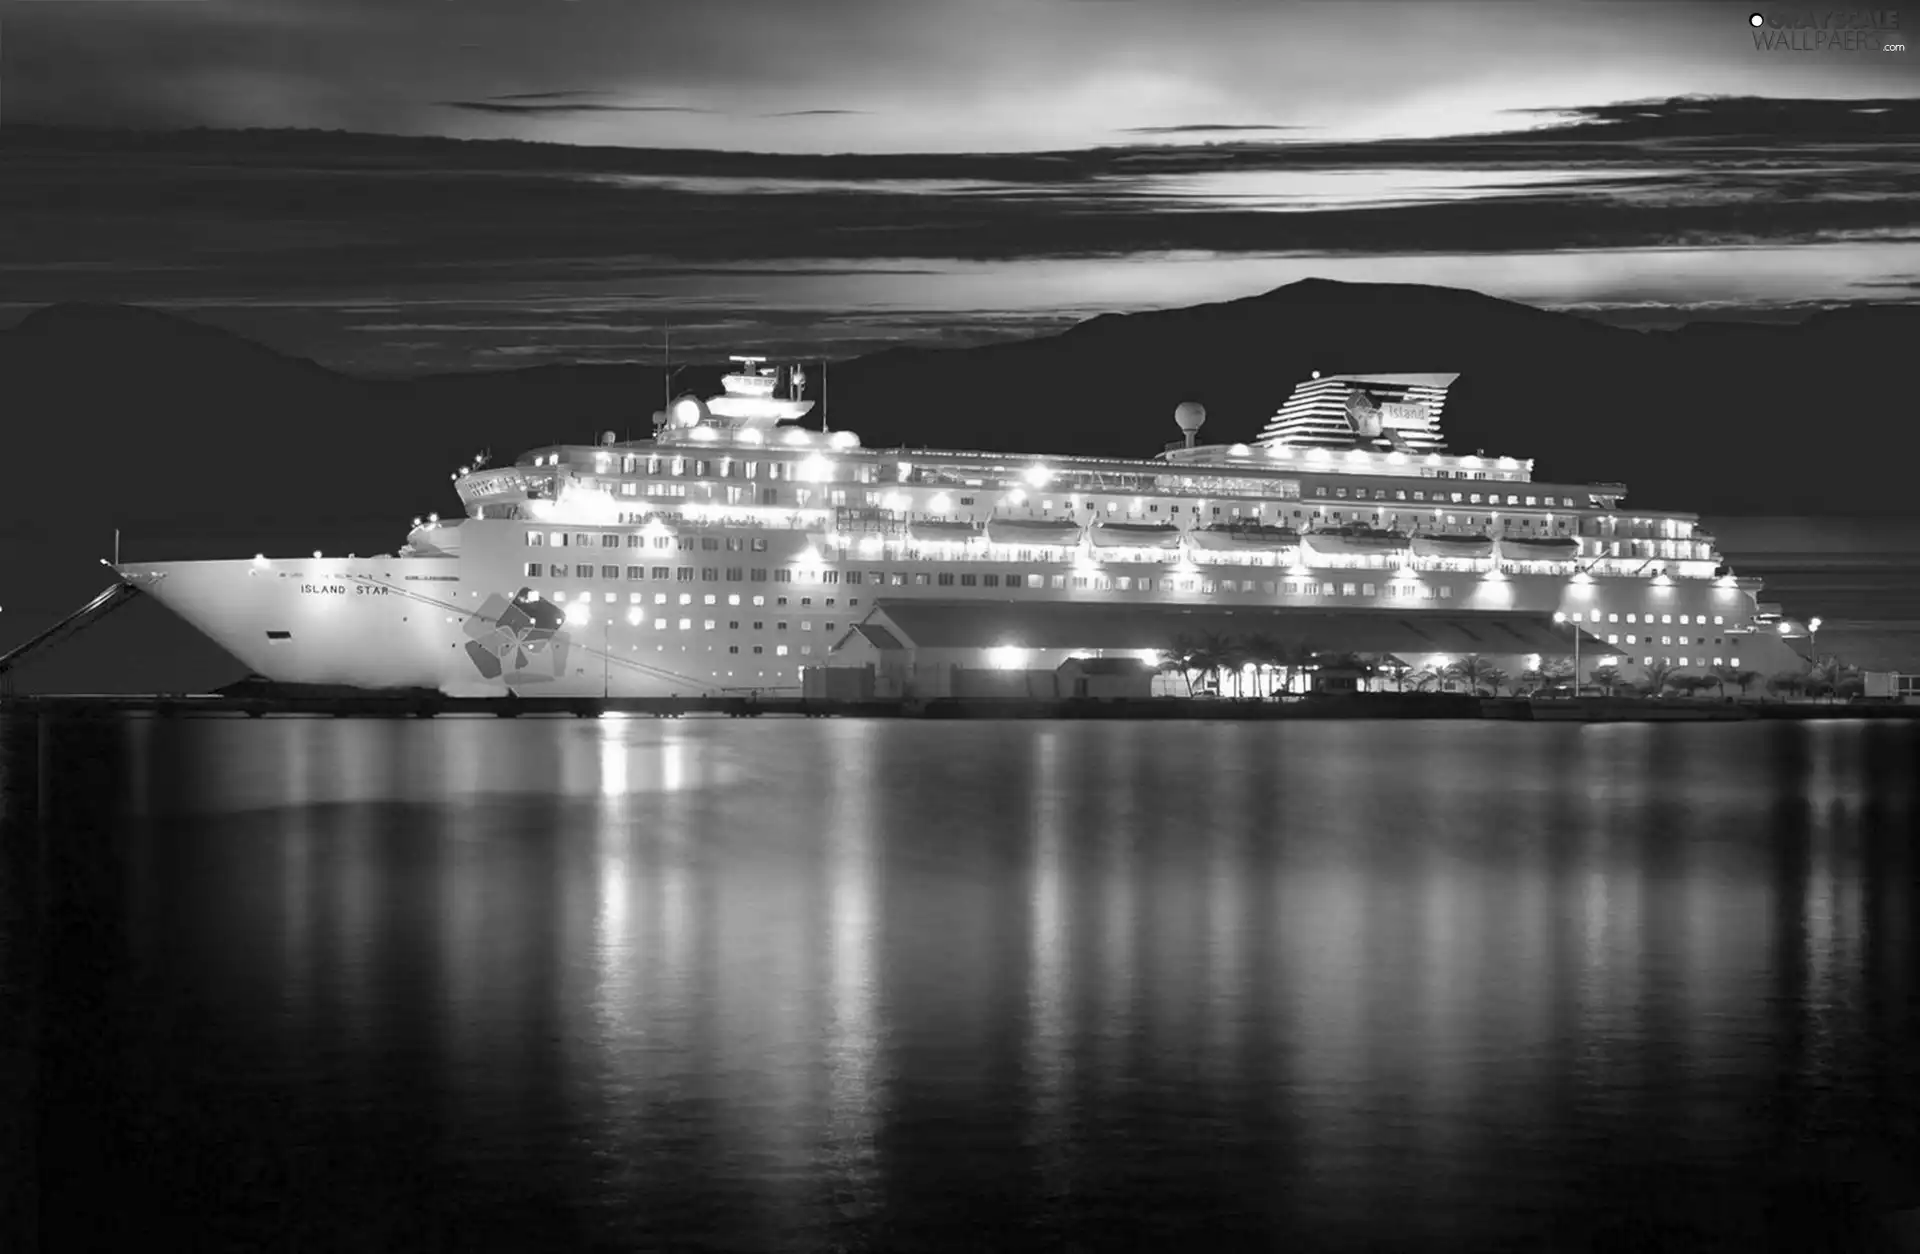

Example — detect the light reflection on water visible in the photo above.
[5,716,1918,1250]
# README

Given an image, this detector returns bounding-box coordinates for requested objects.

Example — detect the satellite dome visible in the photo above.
[600,430,617,446]
[1174,401,1207,433]
[669,393,710,428]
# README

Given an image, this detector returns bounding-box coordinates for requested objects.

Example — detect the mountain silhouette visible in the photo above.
[2,278,1913,691]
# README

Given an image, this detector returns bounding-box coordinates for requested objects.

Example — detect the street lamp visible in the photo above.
[1553,611,1579,690]
[1807,616,1822,669]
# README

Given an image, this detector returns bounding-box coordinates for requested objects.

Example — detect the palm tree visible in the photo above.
[1766,671,1805,700]
[1275,638,1317,697]
[1241,632,1284,699]
[1734,669,1761,697]
[1217,635,1252,697]
[1191,631,1231,695]
[1158,633,1200,697]
[1807,657,1857,704]
[1642,661,1677,696]
[1378,657,1413,692]
[1708,663,1742,698]
[1442,654,1498,695]
[1483,665,1512,696]
[1588,665,1622,695]
[1406,666,1441,693]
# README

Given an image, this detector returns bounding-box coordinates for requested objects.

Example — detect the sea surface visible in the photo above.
[4,715,1919,1252]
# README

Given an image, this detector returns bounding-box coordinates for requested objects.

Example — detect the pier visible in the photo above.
[3,692,1914,721]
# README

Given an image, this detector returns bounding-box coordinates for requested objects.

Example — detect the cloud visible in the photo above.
[488,90,623,102]
[440,100,718,116]
[1119,124,1302,135]
[1501,94,1920,142]
[3,93,1916,371]
[762,109,869,117]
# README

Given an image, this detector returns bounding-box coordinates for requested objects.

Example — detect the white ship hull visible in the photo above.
[119,517,1806,697]
[106,357,1814,697]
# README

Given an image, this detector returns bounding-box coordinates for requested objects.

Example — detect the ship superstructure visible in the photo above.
[114,359,1810,697]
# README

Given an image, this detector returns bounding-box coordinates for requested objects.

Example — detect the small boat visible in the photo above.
[1411,531,1494,559]
[1185,523,1302,552]
[908,520,982,544]
[1303,525,1411,557]
[1499,535,1580,561]
[986,518,1084,547]
[1089,522,1183,551]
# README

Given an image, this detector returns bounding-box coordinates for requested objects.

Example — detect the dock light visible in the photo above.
[428,513,439,524]
[1809,616,1822,633]
[1778,621,1791,633]
[929,492,951,512]
[412,517,423,528]
[1024,465,1052,488]
[1554,611,1568,623]
[564,601,591,626]
[988,645,1028,670]
[459,466,470,476]
[313,550,323,559]
[625,607,642,626]
[1230,443,1251,456]
[252,553,269,568]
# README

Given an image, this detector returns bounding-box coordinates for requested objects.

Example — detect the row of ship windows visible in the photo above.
[544,591,842,609]
[1569,611,1727,626]
[1315,487,1578,509]
[530,531,767,551]
[622,484,1587,512]
[528,572,1463,598]
[1645,657,1740,668]
[550,454,1579,510]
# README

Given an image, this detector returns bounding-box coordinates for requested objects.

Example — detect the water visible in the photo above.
[4,716,1919,1251]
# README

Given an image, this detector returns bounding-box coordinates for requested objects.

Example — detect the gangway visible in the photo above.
[0,579,141,696]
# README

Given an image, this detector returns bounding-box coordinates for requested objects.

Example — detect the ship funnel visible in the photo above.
[1174,401,1207,450]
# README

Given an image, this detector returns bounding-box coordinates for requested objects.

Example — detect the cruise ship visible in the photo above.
[109,358,1810,697]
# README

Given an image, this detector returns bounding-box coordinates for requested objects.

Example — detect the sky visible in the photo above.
[1,0,1916,371]
[6,0,1915,151]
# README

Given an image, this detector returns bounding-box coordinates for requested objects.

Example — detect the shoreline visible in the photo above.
[4,693,1915,723]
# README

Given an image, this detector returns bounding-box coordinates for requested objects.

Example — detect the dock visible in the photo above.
[3,692,1914,722]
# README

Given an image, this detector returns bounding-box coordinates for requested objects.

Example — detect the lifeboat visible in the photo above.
[1185,523,1302,553]
[1410,531,1494,559]
[1302,525,1411,558]
[908,520,982,544]
[986,518,1084,547]
[1089,522,1183,551]
[1499,535,1581,561]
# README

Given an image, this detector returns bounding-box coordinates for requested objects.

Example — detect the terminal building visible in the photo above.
[809,599,1621,699]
